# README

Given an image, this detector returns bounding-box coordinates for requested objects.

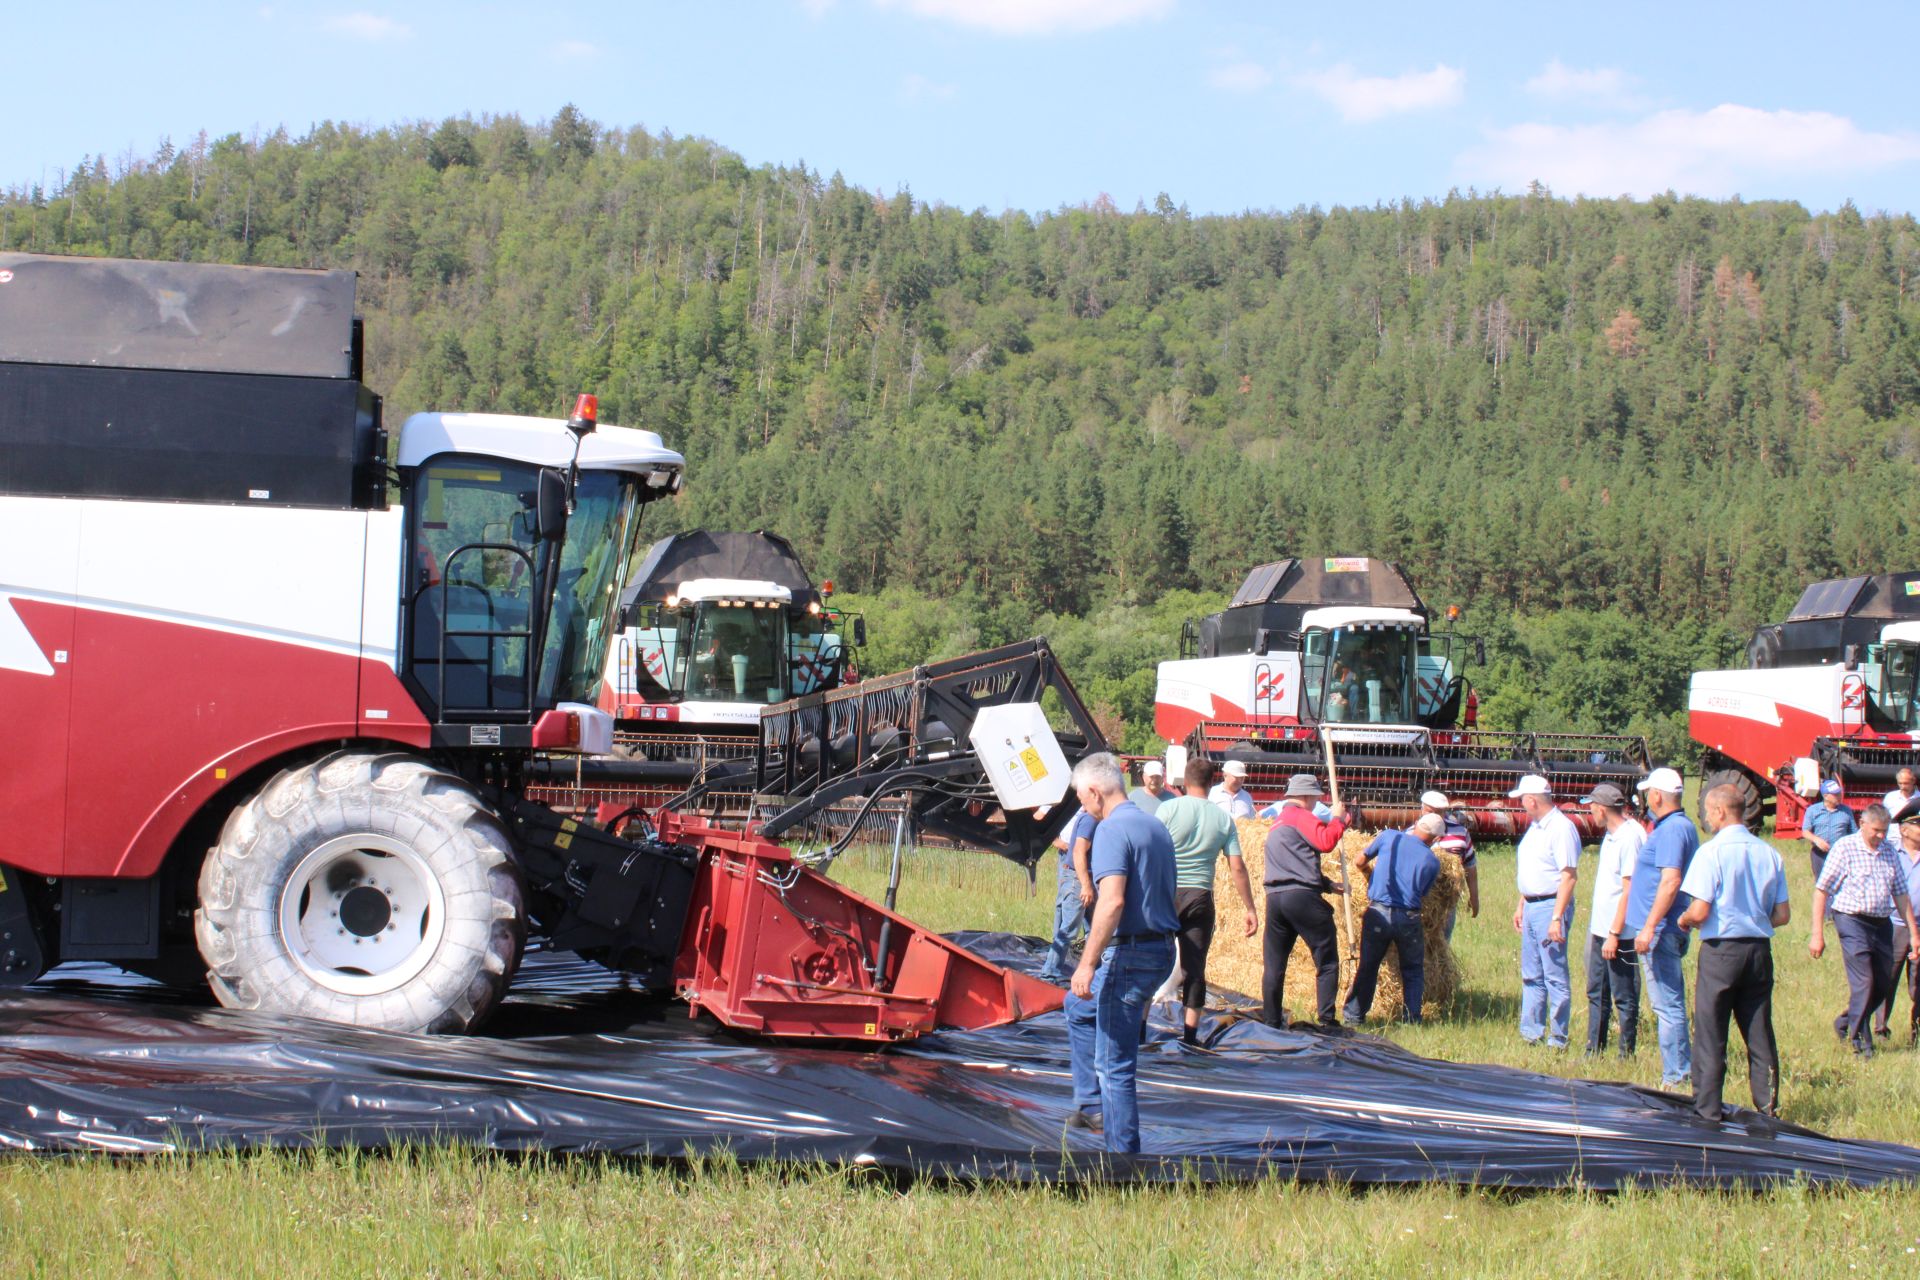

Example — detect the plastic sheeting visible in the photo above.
[2,936,1917,1188]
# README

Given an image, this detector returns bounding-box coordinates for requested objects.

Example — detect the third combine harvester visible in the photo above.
[1154,557,1650,837]
[1690,572,1920,833]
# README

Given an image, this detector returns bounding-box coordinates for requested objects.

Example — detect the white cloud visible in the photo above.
[1208,61,1273,93]
[875,0,1173,36]
[322,11,409,41]
[1295,63,1464,123]
[900,72,956,103]
[551,39,600,61]
[1524,59,1637,108]
[1457,104,1920,198]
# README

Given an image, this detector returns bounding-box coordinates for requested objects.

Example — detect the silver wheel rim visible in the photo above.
[278,833,449,997]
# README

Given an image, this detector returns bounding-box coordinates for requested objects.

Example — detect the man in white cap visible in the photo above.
[1208,760,1256,819]
[1622,766,1700,1089]
[1421,790,1479,937]
[1127,760,1178,817]
[1678,782,1789,1121]
[1510,774,1580,1048]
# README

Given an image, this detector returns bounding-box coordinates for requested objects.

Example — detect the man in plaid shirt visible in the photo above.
[1810,804,1920,1057]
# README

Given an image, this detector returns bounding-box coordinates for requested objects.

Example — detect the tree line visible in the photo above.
[8,107,1919,760]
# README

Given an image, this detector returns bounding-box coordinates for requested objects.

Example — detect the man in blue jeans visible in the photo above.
[1343,813,1444,1026]
[1039,807,1096,983]
[1626,767,1701,1089]
[1064,752,1178,1155]
[1510,774,1580,1047]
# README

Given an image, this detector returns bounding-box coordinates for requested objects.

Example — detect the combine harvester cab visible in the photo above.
[1691,572,1920,834]
[1155,557,1649,838]
[593,530,863,811]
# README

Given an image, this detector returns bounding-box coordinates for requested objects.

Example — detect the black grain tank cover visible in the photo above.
[1767,573,1920,663]
[0,252,355,378]
[619,530,820,619]
[0,253,381,510]
[1201,557,1428,659]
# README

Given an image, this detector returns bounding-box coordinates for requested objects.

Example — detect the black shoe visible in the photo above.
[1876,1024,1892,1038]
[1064,1108,1103,1133]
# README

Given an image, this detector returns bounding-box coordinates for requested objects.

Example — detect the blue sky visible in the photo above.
[8,0,1918,216]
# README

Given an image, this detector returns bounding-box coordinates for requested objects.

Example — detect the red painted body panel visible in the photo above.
[0,599,74,874]
[0,606,428,879]
[1155,691,1246,745]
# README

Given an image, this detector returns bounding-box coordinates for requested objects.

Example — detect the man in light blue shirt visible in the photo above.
[1677,783,1790,1121]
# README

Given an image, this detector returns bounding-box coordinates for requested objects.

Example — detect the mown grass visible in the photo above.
[6,827,1920,1277]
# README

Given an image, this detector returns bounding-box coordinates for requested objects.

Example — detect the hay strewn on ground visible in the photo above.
[1205,816,1465,1023]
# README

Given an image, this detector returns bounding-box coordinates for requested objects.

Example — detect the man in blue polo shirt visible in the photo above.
[1805,779,1857,880]
[1343,813,1444,1026]
[1678,783,1790,1122]
[1624,767,1701,1090]
[1064,752,1178,1156]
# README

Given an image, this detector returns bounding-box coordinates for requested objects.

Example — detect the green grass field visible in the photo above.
[6,827,1920,1277]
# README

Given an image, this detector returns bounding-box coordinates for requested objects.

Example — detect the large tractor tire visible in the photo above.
[194,751,526,1034]
[1699,765,1765,829]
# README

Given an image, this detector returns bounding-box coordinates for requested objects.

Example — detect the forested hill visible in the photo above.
[7,109,1920,753]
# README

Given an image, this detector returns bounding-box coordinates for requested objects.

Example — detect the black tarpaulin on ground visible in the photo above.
[1,935,1917,1188]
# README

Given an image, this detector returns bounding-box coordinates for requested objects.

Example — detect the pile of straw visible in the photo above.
[1202,816,1464,1023]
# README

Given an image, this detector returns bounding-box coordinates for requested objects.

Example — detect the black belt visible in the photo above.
[1265,880,1321,891]
[1114,931,1170,945]
[1522,893,1558,903]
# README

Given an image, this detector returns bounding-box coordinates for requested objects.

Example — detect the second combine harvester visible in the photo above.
[1154,557,1650,837]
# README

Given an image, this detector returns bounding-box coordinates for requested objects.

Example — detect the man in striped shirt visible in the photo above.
[1810,804,1920,1058]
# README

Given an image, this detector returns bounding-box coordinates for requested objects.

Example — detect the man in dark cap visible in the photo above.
[1584,782,1644,1058]
[1261,772,1348,1028]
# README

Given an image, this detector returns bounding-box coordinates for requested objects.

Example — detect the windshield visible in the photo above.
[407,457,643,715]
[1865,642,1920,731]
[666,602,788,704]
[539,470,642,705]
[1302,626,1419,724]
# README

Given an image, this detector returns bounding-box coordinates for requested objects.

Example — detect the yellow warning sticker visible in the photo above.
[1019,747,1048,781]
[554,832,573,850]
[0,867,9,894]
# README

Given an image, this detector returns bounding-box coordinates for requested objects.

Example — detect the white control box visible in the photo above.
[968,702,1072,811]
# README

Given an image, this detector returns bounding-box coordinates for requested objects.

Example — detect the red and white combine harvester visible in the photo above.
[1690,573,1920,835]
[0,252,1096,1040]
[588,530,863,808]
[1154,558,1650,837]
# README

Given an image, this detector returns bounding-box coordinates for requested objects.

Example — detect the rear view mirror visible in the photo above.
[1254,629,1274,657]
[536,468,570,542]
[1844,644,1863,668]
[1473,639,1487,666]
[851,617,867,647]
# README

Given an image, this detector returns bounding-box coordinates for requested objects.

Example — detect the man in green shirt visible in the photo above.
[1156,758,1260,1045]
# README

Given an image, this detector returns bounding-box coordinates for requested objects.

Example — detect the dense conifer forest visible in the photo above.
[9,108,1919,756]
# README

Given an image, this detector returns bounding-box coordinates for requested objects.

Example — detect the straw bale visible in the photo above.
[1201,816,1464,1023]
